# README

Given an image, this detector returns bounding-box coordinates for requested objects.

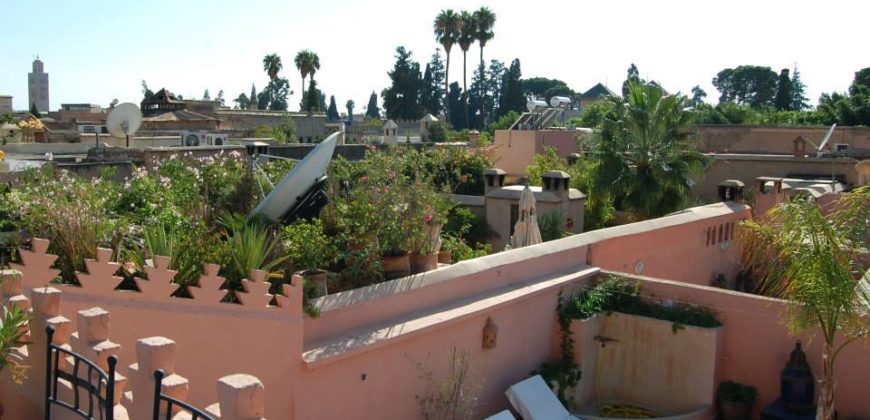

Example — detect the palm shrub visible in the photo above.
[738,187,870,420]
[227,223,286,285]
[539,209,565,242]
[0,301,30,384]
[593,83,708,220]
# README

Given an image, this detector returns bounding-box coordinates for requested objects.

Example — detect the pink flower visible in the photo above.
[423,214,433,223]
[388,170,396,179]
[360,175,368,183]
[384,185,390,193]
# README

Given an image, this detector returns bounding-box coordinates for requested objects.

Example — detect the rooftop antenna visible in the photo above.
[106,103,142,148]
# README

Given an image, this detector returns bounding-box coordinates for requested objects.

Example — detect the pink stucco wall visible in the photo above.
[491,129,581,179]
[5,201,868,418]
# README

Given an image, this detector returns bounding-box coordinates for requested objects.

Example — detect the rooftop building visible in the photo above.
[28,58,49,113]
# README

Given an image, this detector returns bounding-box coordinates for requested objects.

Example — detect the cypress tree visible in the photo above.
[774,68,794,110]
[327,95,339,121]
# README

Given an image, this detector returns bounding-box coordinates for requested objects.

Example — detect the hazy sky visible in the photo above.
[1,0,867,112]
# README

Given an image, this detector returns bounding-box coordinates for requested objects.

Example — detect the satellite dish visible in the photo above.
[106,103,142,147]
[110,99,119,108]
[816,123,837,156]
[252,131,339,223]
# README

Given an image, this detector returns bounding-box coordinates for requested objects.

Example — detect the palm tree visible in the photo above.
[294,50,321,111]
[473,7,495,71]
[457,11,476,128]
[593,82,708,220]
[738,187,870,420]
[434,9,461,122]
[263,54,282,81]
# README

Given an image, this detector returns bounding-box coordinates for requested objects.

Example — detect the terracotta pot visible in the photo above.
[409,253,439,274]
[300,269,328,296]
[381,253,410,280]
[718,399,752,420]
[438,250,452,264]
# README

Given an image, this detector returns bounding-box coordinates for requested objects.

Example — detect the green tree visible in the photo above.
[817,67,870,126]
[215,90,224,105]
[264,78,291,111]
[738,188,870,420]
[791,66,809,110]
[458,10,476,128]
[263,53,283,81]
[712,65,779,108]
[294,50,320,110]
[622,63,642,97]
[485,110,519,134]
[202,89,211,100]
[497,59,524,118]
[327,95,339,121]
[774,68,795,110]
[448,82,465,130]
[141,80,154,101]
[250,84,258,110]
[524,77,569,98]
[233,93,250,110]
[304,79,322,113]
[345,99,355,122]
[467,64,487,129]
[576,100,617,128]
[382,46,424,120]
[365,91,380,119]
[434,9,461,121]
[485,60,506,121]
[420,50,446,116]
[593,83,708,220]
[689,85,707,108]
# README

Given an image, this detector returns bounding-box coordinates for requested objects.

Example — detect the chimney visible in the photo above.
[542,170,570,201]
[717,179,745,203]
[567,153,580,166]
[483,168,506,195]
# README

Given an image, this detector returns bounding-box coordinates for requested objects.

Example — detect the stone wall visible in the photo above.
[214,110,327,141]
[695,125,870,155]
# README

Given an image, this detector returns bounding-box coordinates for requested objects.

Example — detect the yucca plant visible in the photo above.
[228,223,286,284]
[0,301,30,384]
[143,221,175,260]
[738,187,870,420]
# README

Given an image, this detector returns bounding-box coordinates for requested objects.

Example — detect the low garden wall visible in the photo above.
[2,201,768,419]
[608,272,870,418]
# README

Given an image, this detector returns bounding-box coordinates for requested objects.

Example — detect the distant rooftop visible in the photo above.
[579,83,615,99]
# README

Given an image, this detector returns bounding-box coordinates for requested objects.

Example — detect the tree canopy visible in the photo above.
[496,59,524,118]
[382,46,424,120]
[712,65,778,108]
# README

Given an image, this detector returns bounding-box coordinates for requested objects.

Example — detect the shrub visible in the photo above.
[283,219,338,273]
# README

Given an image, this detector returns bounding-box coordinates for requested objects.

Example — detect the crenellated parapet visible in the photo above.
[12,238,303,316]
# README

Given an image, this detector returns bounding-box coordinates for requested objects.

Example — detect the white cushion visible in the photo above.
[505,375,578,420]
[484,410,517,420]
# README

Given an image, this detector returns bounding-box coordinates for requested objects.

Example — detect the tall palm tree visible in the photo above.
[473,7,495,125]
[457,11,476,128]
[738,187,870,420]
[473,7,495,71]
[294,50,321,110]
[263,54,282,81]
[593,82,709,220]
[434,9,461,123]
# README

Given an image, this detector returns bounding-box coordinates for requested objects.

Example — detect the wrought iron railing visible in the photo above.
[152,369,215,420]
[45,326,117,420]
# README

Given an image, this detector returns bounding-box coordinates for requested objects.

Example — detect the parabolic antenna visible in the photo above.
[106,103,142,147]
[816,123,837,156]
[252,131,339,223]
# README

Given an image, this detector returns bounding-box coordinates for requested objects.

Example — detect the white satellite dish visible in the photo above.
[816,123,837,157]
[106,103,142,147]
[252,131,339,223]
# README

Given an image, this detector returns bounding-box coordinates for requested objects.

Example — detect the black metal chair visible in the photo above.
[45,325,117,420]
[152,369,215,420]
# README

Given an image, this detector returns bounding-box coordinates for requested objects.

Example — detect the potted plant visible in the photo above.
[406,180,451,274]
[717,380,757,420]
[0,300,31,419]
[283,219,338,296]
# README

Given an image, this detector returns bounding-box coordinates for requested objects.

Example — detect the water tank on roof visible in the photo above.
[526,99,548,112]
[549,96,572,108]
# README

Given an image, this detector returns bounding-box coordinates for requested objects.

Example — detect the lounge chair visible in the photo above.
[505,375,580,420]
[484,409,517,419]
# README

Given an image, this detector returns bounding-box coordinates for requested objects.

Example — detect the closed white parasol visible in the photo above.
[510,185,543,248]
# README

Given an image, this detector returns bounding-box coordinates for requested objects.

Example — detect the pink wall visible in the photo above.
[615,273,870,418]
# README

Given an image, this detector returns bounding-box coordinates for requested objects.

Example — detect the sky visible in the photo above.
[1,0,867,112]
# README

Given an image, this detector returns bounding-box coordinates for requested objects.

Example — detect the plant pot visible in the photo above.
[301,269,328,296]
[718,399,752,420]
[381,253,410,280]
[409,252,439,274]
[438,250,452,264]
